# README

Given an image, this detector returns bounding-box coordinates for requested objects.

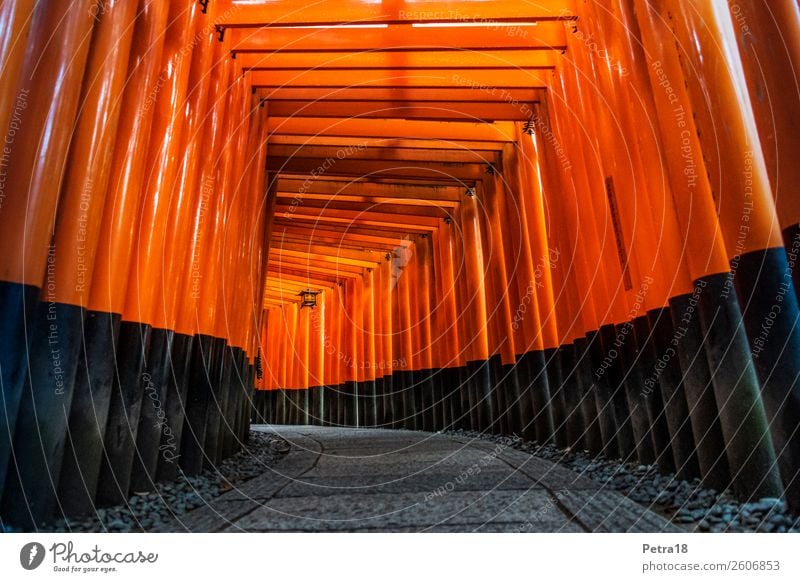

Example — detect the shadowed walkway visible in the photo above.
[163,426,678,532]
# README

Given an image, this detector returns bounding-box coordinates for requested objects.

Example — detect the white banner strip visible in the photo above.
[1,533,798,581]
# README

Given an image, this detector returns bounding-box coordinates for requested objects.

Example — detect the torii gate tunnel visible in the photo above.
[1,0,799,530]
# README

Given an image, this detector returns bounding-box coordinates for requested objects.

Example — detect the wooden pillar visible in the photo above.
[0,0,95,516]
[636,0,785,502]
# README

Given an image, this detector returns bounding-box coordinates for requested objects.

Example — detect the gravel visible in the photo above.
[447,429,800,533]
[19,431,290,533]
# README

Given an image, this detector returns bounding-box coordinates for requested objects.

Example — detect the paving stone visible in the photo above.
[558,490,681,533]
[224,489,581,532]
[277,470,539,498]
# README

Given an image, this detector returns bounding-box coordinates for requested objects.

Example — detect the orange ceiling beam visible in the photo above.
[270,144,499,164]
[217,1,576,27]
[266,269,343,286]
[271,247,380,269]
[274,205,441,229]
[279,192,458,209]
[275,241,387,263]
[268,134,507,152]
[275,224,415,247]
[276,234,401,253]
[268,255,365,277]
[267,117,516,142]
[264,101,536,121]
[229,23,566,52]
[259,87,542,104]
[277,178,464,201]
[274,197,453,219]
[249,68,548,88]
[268,157,486,180]
[272,220,420,245]
[235,50,557,69]
[274,211,437,233]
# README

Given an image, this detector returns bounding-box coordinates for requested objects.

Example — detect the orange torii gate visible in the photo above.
[0,0,799,531]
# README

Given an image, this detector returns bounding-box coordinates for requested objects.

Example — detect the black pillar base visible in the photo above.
[96,321,152,506]
[2,301,85,527]
[59,311,121,517]
[130,328,174,494]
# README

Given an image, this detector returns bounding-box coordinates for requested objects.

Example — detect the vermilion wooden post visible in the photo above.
[5,0,137,526]
[378,259,394,427]
[96,1,198,502]
[728,0,800,292]
[659,0,800,508]
[363,267,378,427]
[0,0,34,154]
[637,0,785,503]
[0,0,95,513]
[504,136,557,444]
[459,193,493,431]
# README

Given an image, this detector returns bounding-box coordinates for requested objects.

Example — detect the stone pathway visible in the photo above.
[161,426,679,532]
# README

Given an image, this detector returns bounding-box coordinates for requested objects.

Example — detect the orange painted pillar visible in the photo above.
[546,79,626,458]
[308,291,326,424]
[154,6,221,478]
[583,0,700,477]
[435,221,466,428]
[504,134,562,444]
[97,1,198,499]
[0,0,95,510]
[640,0,787,502]
[332,284,346,426]
[362,267,378,426]
[412,236,437,431]
[663,0,800,507]
[0,0,34,152]
[378,258,395,426]
[459,194,493,431]
[371,262,387,426]
[4,0,138,525]
[588,0,718,481]
[539,92,610,454]
[476,176,523,436]
[728,0,800,242]
[296,304,311,424]
[396,243,416,429]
